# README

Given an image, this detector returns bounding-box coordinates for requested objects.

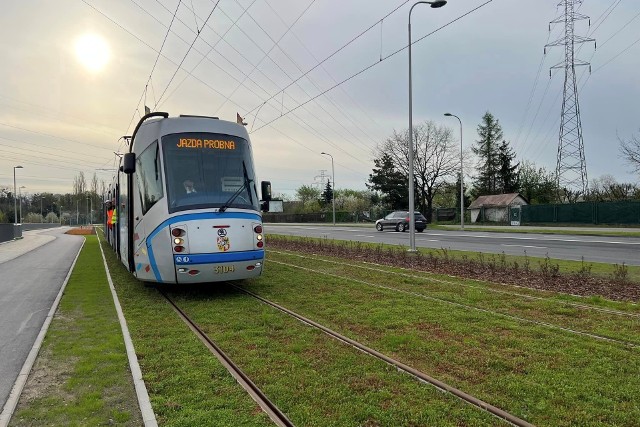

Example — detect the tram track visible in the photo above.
[271,249,640,319]
[230,283,534,427]
[159,283,532,426]
[159,289,295,427]
[268,258,640,349]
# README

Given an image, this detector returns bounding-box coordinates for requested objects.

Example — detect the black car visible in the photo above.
[375,211,427,232]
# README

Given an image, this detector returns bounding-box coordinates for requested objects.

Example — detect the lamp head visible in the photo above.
[15,165,23,169]
[429,0,447,8]
[321,152,326,155]
[444,113,452,117]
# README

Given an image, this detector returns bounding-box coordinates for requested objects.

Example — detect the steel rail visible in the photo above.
[160,290,295,427]
[233,285,535,427]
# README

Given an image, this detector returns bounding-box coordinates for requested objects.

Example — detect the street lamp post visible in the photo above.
[444,113,464,230]
[19,186,26,224]
[13,165,23,225]
[87,196,93,225]
[320,152,336,225]
[408,0,447,252]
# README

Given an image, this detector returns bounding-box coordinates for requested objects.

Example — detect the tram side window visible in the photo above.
[135,140,164,214]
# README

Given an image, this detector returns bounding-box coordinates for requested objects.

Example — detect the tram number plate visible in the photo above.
[215,265,235,274]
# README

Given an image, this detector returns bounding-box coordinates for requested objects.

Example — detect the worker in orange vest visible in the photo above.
[110,199,118,228]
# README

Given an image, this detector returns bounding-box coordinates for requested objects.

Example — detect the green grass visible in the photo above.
[103,230,639,425]
[240,251,640,426]
[11,236,141,427]
[99,234,500,426]
[268,248,640,344]
[17,232,637,425]
[167,287,500,426]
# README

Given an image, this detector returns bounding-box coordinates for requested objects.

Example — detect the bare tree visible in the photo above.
[91,173,99,196]
[619,131,640,175]
[376,120,460,221]
[73,172,86,195]
[586,174,639,201]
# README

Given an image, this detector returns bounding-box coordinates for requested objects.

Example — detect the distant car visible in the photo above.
[375,211,427,232]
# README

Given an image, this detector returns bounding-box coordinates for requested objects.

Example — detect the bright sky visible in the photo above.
[1,0,638,198]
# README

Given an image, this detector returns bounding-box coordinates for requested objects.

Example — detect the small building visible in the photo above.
[468,193,528,223]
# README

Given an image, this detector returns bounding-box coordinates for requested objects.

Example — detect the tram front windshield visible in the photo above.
[162,132,259,213]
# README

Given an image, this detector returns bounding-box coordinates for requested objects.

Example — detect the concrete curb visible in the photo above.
[98,239,158,426]
[0,238,85,427]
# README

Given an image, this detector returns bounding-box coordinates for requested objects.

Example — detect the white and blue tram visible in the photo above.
[106,112,271,284]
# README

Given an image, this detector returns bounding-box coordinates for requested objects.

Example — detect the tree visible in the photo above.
[295,185,321,213]
[367,153,407,209]
[497,140,519,193]
[519,161,558,204]
[374,121,459,221]
[335,189,374,216]
[321,180,333,206]
[472,112,503,196]
[45,212,59,223]
[619,130,640,176]
[585,175,639,201]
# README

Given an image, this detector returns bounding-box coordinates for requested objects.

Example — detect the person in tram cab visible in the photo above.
[183,179,197,194]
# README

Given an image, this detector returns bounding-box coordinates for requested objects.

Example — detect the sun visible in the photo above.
[74,33,110,72]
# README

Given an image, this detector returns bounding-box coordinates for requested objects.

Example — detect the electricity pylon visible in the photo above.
[545,0,595,201]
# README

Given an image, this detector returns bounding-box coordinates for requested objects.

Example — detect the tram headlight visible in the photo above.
[256,234,263,241]
[174,237,183,245]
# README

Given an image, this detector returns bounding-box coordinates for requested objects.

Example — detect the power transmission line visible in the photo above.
[250,0,493,134]
[127,0,182,133]
[243,0,412,119]
[154,1,222,108]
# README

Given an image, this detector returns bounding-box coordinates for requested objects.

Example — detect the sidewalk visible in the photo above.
[0,229,60,264]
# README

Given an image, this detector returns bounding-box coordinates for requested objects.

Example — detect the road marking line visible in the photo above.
[501,244,547,249]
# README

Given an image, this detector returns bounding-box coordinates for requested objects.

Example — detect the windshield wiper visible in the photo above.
[219,162,253,212]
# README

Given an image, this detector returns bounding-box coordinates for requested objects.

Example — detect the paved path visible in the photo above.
[0,228,83,412]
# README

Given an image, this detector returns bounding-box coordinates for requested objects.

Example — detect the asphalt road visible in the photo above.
[265,224,640,266]
[0,229,83,411]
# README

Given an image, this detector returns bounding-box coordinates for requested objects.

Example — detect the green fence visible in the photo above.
[521,200,640,225]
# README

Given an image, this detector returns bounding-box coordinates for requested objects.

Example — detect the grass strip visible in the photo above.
[239,253,640,427]
[99,236,276,427]
[431,224,640,238]
[267,222,640,237]
[271,247,640,313]
[11,236,142,427]
[267,234,640,284]
[269,249,640,345]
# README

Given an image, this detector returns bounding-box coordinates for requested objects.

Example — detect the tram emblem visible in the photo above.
[217,236,230,252]
[217,229,227,237]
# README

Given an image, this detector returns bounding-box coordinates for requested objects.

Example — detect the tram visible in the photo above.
[105,112,271,284]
